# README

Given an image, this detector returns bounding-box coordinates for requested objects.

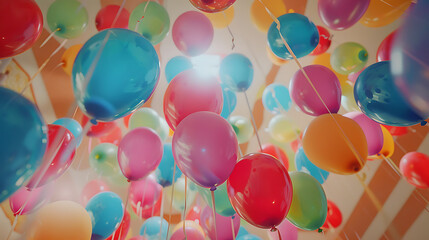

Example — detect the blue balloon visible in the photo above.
[295,147,329,184]
[72,28,160,122]
[267,13,319,60]
[154,143,182,187]
[237,235,262,240]
[165,56,193,83]
[140,216,168,240]
[52,118,83,146]
[0,87,47,202]
[85,191,124,239]
[262,83,292,114]
[219,53,254,92]
[236,226,249,239]
[354,61,425,126]
[220,85,237,119]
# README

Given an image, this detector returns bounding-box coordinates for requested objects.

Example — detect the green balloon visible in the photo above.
[129,1,170,45]
[47,0,88,39]
[286,172,327,231]
[229,116,254,144]
[195,182,235,217]
[330,42,368,75]
[129,108,168,141]
[89,143,126,185]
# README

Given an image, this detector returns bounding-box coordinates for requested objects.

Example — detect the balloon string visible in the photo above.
[183,176,188,239]
[413,189,429,212]
[244,91,262,151]
[40,28,61,48]
[355,174,382,211]
[115,184,131,240]
[231,217,236,240]
[140,179,149,221]
[394,140,407,154]
[408,127,425,140]
[277,228,282,240]
[111,0,127,28]
[211,190,218,240]
[135,0,151,32]
[222,11,235,50]
[165,162,177,240]
[6,214,19,240]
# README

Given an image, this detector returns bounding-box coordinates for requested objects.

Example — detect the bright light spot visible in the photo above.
[191,55,221,78]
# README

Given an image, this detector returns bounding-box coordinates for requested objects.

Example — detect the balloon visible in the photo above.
[170,177,197,211]
[266,45,289,65]
[302,114,368,174]
[26,124,76,189]
[359,0,413,28]
[10,185,47,215]
[286,172,327,230]
[155,143,182,187]
[72,28,160,122]
[129,108,162,133]
[47,0,88,39]
[129,2,170,45]
[86,192,124,240]
[0,87,47,202]
[268,219,297,240]
[236,227,249,239]
[118,127,163,181]
[99,125,122,146]
[377,31,396,62]
[399,152,429,189]
[106,211,130,240]
[250,0,286,32]
[195,182,236,217]
[331,42,368,75]
[0,0,43,58]
[140,217,168,240]
[318,0,369,30]
[268,115,300,143]
[129,237,146,240]
[204,6,234,28]
[172,11,214,56]
[289,133,302,153]
[186,205,202,223]
[295,147,329,184]
[219,53,254,92]
[89,143,126,184]
[354,61,425,126]
[81,179,110,205]
[267,13,319,60]
[171,220,205,240]
[81,115,117,137]
[368,126,394,160]
[347,68,364,83]
[163,70,223,130]
[189,0,236,13]
[96,5,130,31]
[227,153,293,229]
[221,85,237,119]
[28,201,92,240]
[322,200,342,229]
[229,115,254,144]
[262,83,292,114]
[165,56,193,83]
[237,234,262,240]
[312,53,349,86]
[383,124,408,136]
[61,44,83,75]
[341,81,360,112]
[260,144,289,170]
[53,117,83,146]
[200,207,240,240]
[290,65,341,116]
[129,178,162,219]
[310,26,332,55]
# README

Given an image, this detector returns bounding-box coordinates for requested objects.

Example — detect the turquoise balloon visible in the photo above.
[262,83,292,114]
[140,216,168,240]
[267,13,319,60]
[154,143,182,187]
[220,53,253,92]
[195,182,235,217]
[236,227,249,238]
[52,118,83,146]
[72,28,160,122]
[0,87,47,203]
[220,84,237,119]
[165,56,193,83]
[47,0,88,39]
[295,147,329,184]
[237,235,262,240]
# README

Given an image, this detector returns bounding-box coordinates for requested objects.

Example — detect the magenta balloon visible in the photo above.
[269,219,298,240]
[289,65,341,116]
[172,111,238,189]
[200,206,240,240]
[318,0,370,30]
[9,186,47,215]
[118,127,163,181]
[344,112,383,156]
[170,225,205,240]
[129,177,162,216]
[172,11,214,56]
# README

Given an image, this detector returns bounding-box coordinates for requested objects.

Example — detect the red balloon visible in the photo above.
[163,70,223,130]
[260,144,289,170]
[106,210,131,240]
[95,5,130,31]
[310,26,331,56]
[189,0,236,13]
[376,31,396,62]
[123,113,132,128]
[399,152,429,188]
[26,125,76,189]
[99,125,122,145]
[322,200,342,229]
[186,205,202,225]
[382,124,408,136]
[81,179,110,205]
[0,0,43,59]
[81,115,117,137]
[227,153,293,229]
[129,178,163,219]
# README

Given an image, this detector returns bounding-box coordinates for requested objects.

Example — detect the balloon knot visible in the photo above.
[231,215,235,219]
[210,186,217,191]
[90,118,98,125]
[127,179,131,183]
[318,228,323,233]
[421,121,427,126]
[270,227,277,232]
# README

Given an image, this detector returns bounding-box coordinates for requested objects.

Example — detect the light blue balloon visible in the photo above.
[236,226,249,239]
[295,147,329,184]
[72,28,160,122]
[220,85,237,119]
[262,83,292,114]
[0,87,47,203]
[140,216,168,240]
[154,143,182,187]
[220,53,253,92]
[52,118,83,146]
[86,191,124,239]
[268,13,319,60]
[237,234,262,240]
[165,56,193,83]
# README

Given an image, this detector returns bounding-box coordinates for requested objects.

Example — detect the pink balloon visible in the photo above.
[318,0,370,30]
[172,11,214,56]
[290,65,341,116]
[129,237,146,240]
[170,224,205,240]
[348,68,364,83]
[200,206,240,240]
[81,179,110,205]
[163,69,223,131]
[344,112,383,156]
[118,127,163,181]
[129,177,162,219]
[9,186,48,215]
[173,112,238,189]
[269,219,298,240]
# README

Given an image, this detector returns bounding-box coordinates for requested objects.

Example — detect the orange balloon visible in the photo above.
[359,0,413,28]
[61,44,83,75]
[302,114,368,174]
[250,0,287,32]
[28,201,92,240]
[312,53,348,88]
[204,6,234,29]
[368,125,394,160]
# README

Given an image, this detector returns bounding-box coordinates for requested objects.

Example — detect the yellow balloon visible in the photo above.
[368,125,394,160]
[359,0,413,28]
[312,53,348,88]
[266,45,288,65]
[204,6,234,29]
[61,44,82,75]
[268,115,300,143]
[341,81,360,112]
[250,0,287,32]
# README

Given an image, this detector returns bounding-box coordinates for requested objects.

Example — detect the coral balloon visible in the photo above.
[10,186,47,215]
[260,144,289,170]
[106,211,130,240]
[310,26,332,55]
[227,153,293,229]
[322,200,342,229]
[302,114,368,174]
[129,178,162,219]
[377,31,396,62]
[99,125,122,146]
[47,0,88,39]
[220,53,254,92]
[359,0,413,27]
[331,42,368,75]
[81,115,117,137]
[189,0,236,13]
[200,207,240,240]
[318,0,369,30]
[96,5,130,31]
[399,152,429,189]
[251,0,286,32]
[81,179,110,205]
[229,115,254,144]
